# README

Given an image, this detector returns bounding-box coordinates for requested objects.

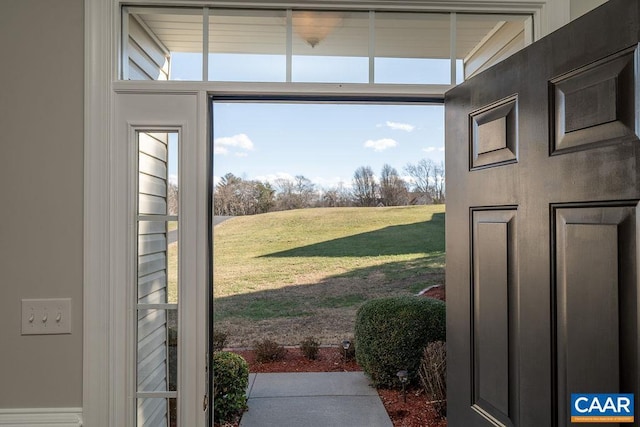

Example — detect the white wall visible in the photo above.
[0,0,84,408]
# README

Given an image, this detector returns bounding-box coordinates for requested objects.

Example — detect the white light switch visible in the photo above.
[21,298,71,335]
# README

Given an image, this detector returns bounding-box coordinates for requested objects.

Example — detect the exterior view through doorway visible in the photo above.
[210,99,445,347]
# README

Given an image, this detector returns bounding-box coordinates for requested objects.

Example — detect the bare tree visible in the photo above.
[167,181,179,215]
[432,161,445,203]
[404,159,433,198]
[352,166,378,207]
[404,159,446,204]
[321,181,352,207]
[379,164,409,206]
[274,175,317,210]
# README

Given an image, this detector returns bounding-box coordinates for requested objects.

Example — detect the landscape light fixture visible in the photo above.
[397,370,408,403]
[342,339,351,364]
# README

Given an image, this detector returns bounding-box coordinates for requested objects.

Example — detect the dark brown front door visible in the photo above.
[445,1,640,426]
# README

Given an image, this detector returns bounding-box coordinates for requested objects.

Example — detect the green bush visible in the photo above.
[213,351,249,423]
[253,338,286,363]
[300,336,320,360]
[355,296,445,388]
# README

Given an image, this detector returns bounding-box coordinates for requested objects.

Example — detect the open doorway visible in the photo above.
[211,100,446,348]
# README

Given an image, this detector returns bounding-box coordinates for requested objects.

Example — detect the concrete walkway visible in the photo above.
[239,372,393,427]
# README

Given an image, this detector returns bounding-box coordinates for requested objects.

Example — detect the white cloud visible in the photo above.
[385,121,415,132]
[253,172,295,184]
[214,145,229,155]
[214,133,254,156]
[364,138,398,152]
[168,174,178,185]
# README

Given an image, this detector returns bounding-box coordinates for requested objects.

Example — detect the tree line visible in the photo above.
[213,159,444,216]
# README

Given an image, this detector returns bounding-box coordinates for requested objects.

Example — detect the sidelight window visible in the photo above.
[136,130,179,426]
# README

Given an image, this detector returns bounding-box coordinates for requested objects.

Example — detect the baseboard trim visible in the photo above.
[0,408,82,426]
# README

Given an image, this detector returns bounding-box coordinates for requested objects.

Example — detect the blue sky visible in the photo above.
[165,53,447,189]
[211,102,444,190]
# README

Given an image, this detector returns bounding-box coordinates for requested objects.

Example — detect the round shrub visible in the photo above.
[213,351,249,423]
[355,296,445,388]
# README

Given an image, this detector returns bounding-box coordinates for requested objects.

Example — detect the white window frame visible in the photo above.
[84,1,571,425]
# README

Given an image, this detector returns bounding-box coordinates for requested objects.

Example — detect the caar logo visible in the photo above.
[571,394,634,423]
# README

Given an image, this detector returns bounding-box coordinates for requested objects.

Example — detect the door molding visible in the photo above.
[83,0,116,425]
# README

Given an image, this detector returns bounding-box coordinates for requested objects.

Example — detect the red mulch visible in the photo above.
[233,346,361,373]
[223,289,447,427]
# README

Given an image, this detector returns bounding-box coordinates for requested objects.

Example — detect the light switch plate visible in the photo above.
[21,298,71,335]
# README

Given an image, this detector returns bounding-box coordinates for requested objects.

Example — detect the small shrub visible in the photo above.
[213,351,249,423]
[419,340,447,418]
[355,296,445,388]
[213,330,228,352]
[337,338,356,362]
[300,336,320,360]
[254,338,286,363]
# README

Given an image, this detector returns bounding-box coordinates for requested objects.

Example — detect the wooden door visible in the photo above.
[445,1,640,425]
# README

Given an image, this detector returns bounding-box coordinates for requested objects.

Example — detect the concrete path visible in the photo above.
[239,372,393,427]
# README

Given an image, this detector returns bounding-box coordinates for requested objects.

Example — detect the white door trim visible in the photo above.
[83,0,116,425]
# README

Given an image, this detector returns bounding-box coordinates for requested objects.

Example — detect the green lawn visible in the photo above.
[213,205,445,347]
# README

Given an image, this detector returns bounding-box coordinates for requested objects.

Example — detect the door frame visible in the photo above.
[83,1,569,425]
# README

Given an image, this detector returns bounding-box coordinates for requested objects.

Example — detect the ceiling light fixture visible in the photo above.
[293,11,343,48]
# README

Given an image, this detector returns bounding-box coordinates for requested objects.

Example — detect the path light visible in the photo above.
[397,370,408,403]
[342,339,351,364]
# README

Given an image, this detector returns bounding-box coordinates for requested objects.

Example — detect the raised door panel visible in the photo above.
[471,209,519,426]
[554,204,638,427]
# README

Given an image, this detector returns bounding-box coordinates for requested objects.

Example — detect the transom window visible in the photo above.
[121,7,532,84]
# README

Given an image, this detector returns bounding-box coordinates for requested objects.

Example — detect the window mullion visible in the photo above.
[203,7,209,81]
[450,12,456,85]
[286,9,292,83]
[369,10,375,84]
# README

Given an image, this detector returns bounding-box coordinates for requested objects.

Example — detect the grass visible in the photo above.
[212,205,445,347]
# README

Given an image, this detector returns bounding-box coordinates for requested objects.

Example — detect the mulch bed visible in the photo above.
[233,346,360,373]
